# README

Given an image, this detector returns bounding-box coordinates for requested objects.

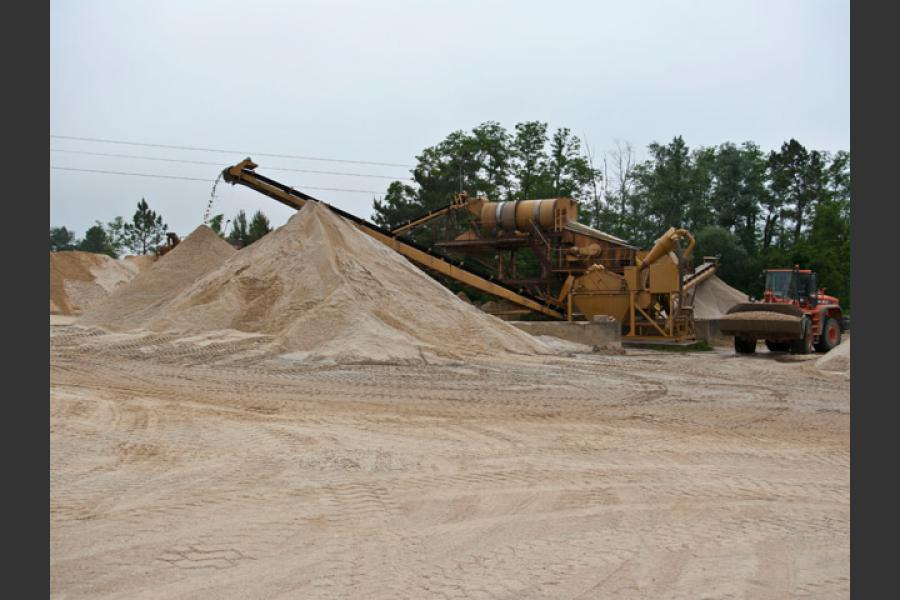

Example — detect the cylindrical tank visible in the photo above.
[479,198,578,233]
[572,266,652,323]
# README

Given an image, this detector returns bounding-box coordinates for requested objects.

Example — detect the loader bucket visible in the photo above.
[718,303,804,339]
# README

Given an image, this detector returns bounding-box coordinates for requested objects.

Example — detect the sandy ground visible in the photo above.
[50,326,849,599]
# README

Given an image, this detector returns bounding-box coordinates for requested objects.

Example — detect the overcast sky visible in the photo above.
[50,0,850,239]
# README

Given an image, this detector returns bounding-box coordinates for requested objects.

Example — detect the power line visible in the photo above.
[50,134,415,169]
[49,148,408,180]
[51,166,213,182]
[50,166,384,195]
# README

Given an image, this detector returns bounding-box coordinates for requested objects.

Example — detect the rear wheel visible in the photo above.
[815,316,842,353]
[790,317,814,355]
[765,340,790,352]
[735,336,757,354]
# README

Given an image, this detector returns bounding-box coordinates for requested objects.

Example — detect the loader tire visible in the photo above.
[765,340,790,352]
[790,317,814,355]
[734,336,757,354]
[815,316,842,353]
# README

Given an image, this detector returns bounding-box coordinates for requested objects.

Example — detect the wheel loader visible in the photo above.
[155,232,181,258]
[719,266,846,355]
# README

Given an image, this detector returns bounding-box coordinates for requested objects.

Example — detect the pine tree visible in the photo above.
[247,210,272,244]
[104,216,127,256]
[208,214,226,237]
[228,210,249,246]
[79,222,117,257]
[124,199,168,255]
[50,226,78,251]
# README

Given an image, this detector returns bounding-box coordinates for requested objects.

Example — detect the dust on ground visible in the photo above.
[50,324,849,599]
[51,205,848,598]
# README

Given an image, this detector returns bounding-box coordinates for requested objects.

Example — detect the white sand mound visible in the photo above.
[816,338,850,374]
[78,226,236,330]
[50,251,140,315]
[692,275,749,319]
[534,335,593,355]
[129,202,549,364]
[121,254,157,273]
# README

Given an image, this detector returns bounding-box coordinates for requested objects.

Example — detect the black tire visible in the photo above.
[735,336,757,354]
[815,316,842,353]
[765,340,790,352]
[790,317,814,355]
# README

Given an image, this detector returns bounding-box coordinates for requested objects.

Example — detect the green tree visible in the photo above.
[124,198,168,255]
[372,182,422,230]
[470,121,513,199]
[104,216,128,256]
[694,226,753,291]
[247,210,272,244]
[228,210,250,245]
[767,139,817,247]
[373,123,515,244]
[79,222,117,257]
[50,226,78,252]
[511,121,551,200]
[599,140,639,240]
[707,142,767,253]
[547,127,600,199]
[207,214,226,237]
[803,198,851,308]
[630,136,713,245]
[827,150,850,203]
[414,130,480,207]
[373,121,600,237]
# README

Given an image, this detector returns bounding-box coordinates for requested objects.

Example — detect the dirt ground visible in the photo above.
[50,326,849,599]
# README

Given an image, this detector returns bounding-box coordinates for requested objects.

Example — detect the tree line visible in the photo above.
[372,122,851,307]
[50,200,274,258]
[49,124,851,308]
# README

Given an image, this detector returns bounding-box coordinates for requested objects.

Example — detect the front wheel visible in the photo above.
[790,317,814,355]
[735,336,757,354]
[815,316,842,353]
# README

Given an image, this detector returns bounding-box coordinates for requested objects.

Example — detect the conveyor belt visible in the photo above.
[222,161,565,319]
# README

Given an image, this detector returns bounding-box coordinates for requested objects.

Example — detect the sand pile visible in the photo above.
[103,202,549,364]
[50,251,140,315]
[78,226,236,330]
[534,335,593,355]
[122,254,157,272]
[816,338,850,374]
[692,275,748,319]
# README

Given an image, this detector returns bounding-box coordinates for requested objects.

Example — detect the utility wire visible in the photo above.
[49,148,409,180]
[50,134,415,169]
[50,166,383,195]
[51,166,213,182]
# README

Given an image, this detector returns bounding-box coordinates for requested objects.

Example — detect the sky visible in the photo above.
[50,0,850,239]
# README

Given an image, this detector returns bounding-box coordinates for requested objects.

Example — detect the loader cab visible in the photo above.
[763,269,817,307]
[797,271,818,308]
[764,270,797,302]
